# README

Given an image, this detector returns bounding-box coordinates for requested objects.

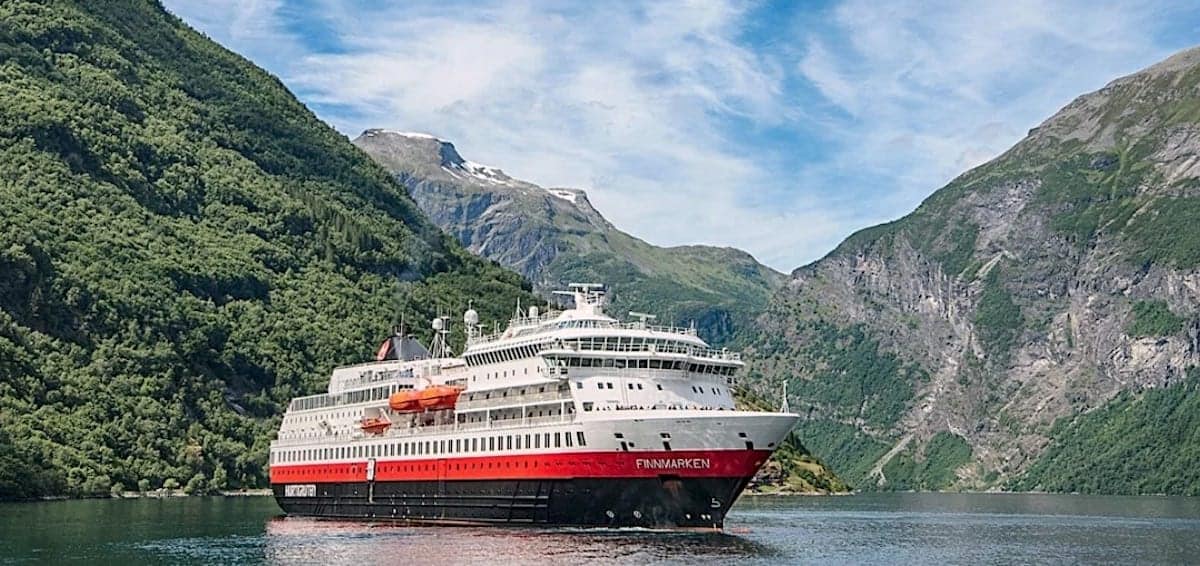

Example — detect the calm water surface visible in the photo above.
[3,493,1200,564]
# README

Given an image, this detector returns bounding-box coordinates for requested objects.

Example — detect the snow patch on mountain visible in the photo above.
[547,189,579,203]
[380,130,439,140]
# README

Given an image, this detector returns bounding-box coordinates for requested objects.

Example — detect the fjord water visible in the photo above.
[3,494,1199,565]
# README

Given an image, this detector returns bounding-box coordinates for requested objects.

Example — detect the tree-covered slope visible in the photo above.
[353,130,786,346]
[0,0,535,498]
[747,46,1200,493]
[1011,367,1200,495]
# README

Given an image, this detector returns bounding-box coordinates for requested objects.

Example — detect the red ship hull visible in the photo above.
[271,449,769,529]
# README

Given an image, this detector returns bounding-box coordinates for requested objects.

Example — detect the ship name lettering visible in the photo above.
[635,458,711,470]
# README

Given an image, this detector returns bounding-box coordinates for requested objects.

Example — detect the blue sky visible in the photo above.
[163,0,1200,271]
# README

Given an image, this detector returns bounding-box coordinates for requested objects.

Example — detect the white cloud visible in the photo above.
[797,0,1187,215]
[162,0,1195,271]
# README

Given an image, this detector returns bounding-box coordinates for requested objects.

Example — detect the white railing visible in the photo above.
[468,319,700,346]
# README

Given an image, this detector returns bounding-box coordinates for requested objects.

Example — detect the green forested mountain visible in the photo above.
[747,46,1200,493]
[0,0,536,498]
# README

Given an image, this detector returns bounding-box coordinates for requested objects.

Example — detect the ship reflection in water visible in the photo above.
[262,517,774,564]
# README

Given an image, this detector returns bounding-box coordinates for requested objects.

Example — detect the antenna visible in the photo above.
[780,381,790,413]
[430,314,452,358]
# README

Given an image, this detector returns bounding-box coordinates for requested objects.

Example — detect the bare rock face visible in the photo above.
[353,130,786,345]
[749,46,1200,491]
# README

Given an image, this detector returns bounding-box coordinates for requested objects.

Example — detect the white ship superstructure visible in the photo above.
[270,284,797,529]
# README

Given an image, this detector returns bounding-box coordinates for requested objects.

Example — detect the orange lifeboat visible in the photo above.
[388,390,422,413]
[417,385,463,410]
[360,417,391,434]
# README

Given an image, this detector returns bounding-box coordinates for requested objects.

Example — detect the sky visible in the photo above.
[161,0,1200,272]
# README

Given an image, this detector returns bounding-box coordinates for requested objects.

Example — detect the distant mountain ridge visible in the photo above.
[745,45,1200,494]
[354,129,786,346]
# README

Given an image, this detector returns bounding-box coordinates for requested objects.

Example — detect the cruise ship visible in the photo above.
[269,284,798,529]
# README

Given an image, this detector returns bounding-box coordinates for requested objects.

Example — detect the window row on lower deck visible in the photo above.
[273,430,588,464]
[555,357,736,376]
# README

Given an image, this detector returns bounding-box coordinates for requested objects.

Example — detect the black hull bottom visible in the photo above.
[273,476,750,530]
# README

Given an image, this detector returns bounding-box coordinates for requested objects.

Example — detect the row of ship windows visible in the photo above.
[472,366,532,382]
[571,381,725,396]
[274,431,588,464]
[557,337,697,354]
[465,343,548,366]
[275,458,560,478]
[289,383,414,412]
[464,337,708,367]
[557,357,736,375]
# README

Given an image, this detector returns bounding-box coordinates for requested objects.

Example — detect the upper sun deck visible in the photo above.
[465,284,708,353]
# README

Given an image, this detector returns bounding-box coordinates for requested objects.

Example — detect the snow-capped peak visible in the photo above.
[381,130,439,140]
[547,189,579,203]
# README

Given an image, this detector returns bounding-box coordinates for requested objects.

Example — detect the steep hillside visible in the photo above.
[0,0,535,498]
[353,130,786,346]
[748,46,1200,492]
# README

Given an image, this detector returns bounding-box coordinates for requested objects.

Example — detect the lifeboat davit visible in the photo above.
[417,385,463,410]
[388,390,422,413]
[360,417,390,434]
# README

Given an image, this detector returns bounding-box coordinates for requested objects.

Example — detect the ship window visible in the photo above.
[534,434,541,449]
[637,383,644,390]
[489,437,495,451]
[554,433,561,448]
[657,384,663,391]
[596,382,603,390]
[472,438,478,452]
[649,360,662,369]
[577,431,586,446]
[576,382,583,389]
[516,435,522,449]
[506,436,513,450]
[544,433,551,448]
[607,383,614,389]
[565,432,573,447]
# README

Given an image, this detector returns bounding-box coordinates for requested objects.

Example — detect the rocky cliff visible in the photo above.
[353,130,787,346]
[748,46,1200,492]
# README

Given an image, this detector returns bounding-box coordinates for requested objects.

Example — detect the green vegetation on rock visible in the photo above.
[974,267,1024,363]
[1127,300,1186,337]
[881,432,972,491]
[792,419,891,488]
[1012,367,1200,495]
[0,0,535,499]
